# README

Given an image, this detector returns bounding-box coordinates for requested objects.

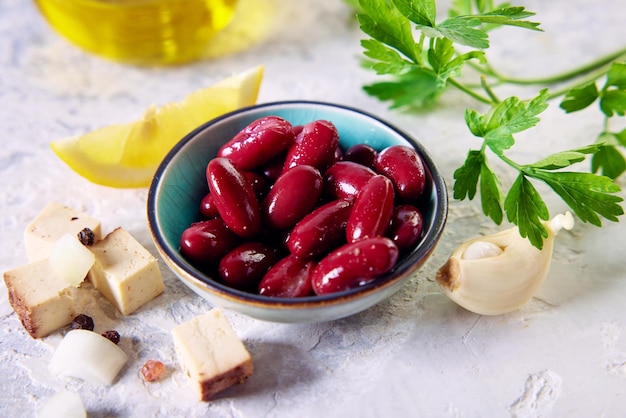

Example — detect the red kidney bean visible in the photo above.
[343,143,377,168]
[386,204,424,252]
[201,172,265,218]
[374,145,427,202]
[260,150,287,182]
[262,165,323,230]
[283,120,340,172]
[346,175,395,243]
[206,157,261,238]
[199,192,219,218]
[287,199,352,258]
[244,171,267,197]
[292,125,303,136]
[311,237,399,295]
[334,145,343,163]
[218,116,295,170]
[180,218,240,264]
[324,161,376,201]
[258,254,315,297]
[254,224,292,251]
[218,242,280,291]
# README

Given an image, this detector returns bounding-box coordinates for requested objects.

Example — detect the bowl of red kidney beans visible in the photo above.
[148,101,448,323]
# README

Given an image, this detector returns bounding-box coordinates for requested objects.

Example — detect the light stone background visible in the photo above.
[1,0,626,416]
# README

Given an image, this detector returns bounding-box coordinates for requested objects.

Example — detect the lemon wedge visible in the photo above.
[51,65,264,188]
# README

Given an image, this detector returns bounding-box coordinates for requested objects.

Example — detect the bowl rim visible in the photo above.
[147,100,448,309]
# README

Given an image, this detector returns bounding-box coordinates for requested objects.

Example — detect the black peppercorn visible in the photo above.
[102,330,121,345]
[71,314,95,331]
[77,227,96,245]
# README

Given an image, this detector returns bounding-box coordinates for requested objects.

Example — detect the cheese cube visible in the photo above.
[87,227,164,315]
[172,309,253,401]
[24,202,102,262]
[3,259,78,339]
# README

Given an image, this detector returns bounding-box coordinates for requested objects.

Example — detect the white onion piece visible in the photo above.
[38,390,86,418]
[49,329,127,385]
[48,234,95,287]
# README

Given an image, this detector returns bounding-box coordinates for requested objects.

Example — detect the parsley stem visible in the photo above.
[547,63,614,99]
[480,76,500,103]
[416,33,426,66]
[498,153,523,171]
[483,46,626,86]
[448,79,494,105]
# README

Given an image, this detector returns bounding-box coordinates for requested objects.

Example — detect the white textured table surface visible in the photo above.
[2,0,626,417]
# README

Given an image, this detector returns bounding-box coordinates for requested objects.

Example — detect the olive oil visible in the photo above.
[34,0,238,65]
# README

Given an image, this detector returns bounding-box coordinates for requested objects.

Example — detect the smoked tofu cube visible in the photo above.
[4,259,78,339]
[87,227,164,315]
[172,309,253,401]
[24,202,102,262]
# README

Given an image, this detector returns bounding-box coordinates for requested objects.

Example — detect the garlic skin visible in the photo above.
[436,212,574,315]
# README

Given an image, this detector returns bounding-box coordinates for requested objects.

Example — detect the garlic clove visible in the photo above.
[436,212,574,315]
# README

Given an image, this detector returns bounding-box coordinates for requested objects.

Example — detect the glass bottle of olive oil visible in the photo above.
[34,0,238,65]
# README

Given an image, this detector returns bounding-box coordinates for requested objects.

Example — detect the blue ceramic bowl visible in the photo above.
[147,101,447,323]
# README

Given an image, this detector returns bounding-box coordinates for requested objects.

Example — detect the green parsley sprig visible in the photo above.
[353,0,625,249]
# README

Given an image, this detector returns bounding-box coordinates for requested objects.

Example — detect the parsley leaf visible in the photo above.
[527,170,624,226]
[392,0,437,27]
[465,90,549,155]
[361,39,416,75]
[357,0,419,62]
[504,174,549,249]
[604,62,626,89]
[592,144,626,179]
[415,7,541,49]
[528,145,600,170]
[480,157,504,224]
[430,18,489,49]
[427,37,455,78]
[600,90,626,117]
[428,38,486,86]
[591,132,626,179]
[362,68,442,108]
[600,62,626,117]
[453,149,482,200]
[464,7,541,30]
[449,0,497,16]
[560,82,599,113]
[464,88,623,248]
[453,149,503,224]
[617,127,626,147]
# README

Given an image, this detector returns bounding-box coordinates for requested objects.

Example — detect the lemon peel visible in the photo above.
[51,65,264,188]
